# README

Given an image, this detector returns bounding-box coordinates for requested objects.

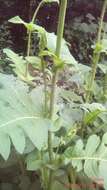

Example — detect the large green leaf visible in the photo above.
[0,73,51,159]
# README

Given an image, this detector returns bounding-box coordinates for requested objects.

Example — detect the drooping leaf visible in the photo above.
[9,16,25,24]
[9,16,46,33]
[3,48,34,82]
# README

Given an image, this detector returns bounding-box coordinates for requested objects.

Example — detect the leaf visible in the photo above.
[99,162,107,190]
[85,135,100,156]
[25,56,41,69]
[26,150,46,170]
[23,119,51,150]
[60,89,83,103]
[9,16,46,33]
[46,32,77,65]
[3,48,34,82]
[98,64,107,74]
[25,23,45,33]
[7,127,25,154]
[72,140,84,172]
[64,139,84,172]
[25,56,41,64]
[8,16,25,24]
[27,159,44,170]
[84,160,99,178]
[0,133,10,160]
[0,73,51,159]
[81,103,106,112]
[43,0,59,3]
[3,48,27,74]
[84,136,100,179]
[64,134,107,189]
[84,110,102,125]
[51,118,62,132]
[101,38,107,53]
[102,133,107,144]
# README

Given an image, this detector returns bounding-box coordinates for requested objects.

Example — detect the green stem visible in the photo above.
[27,31,32,56]
[26,30,32,77]
[42,60,48,116]
[26,0,44,77]
[49,72,58,119]
[16,155,26,176]
[67,172,72,190]
[32,0,44,23]
[47,1,67,190]
[85,0,107,102]
[49,0,67,118]
[85,53,100,102]
[40,151,48,190]
[97,0,107,43]
[67,167,76,190]
[103,73,107,97]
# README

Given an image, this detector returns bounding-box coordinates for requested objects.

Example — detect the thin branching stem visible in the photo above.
[26,0,44,77]
[32,0,44,23]
[86,0,107,102]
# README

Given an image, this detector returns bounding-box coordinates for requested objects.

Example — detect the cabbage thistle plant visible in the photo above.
[1,0,107,190]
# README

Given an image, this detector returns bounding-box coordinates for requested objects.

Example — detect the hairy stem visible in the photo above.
[47,1,67,190]
[86,0,107,102]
